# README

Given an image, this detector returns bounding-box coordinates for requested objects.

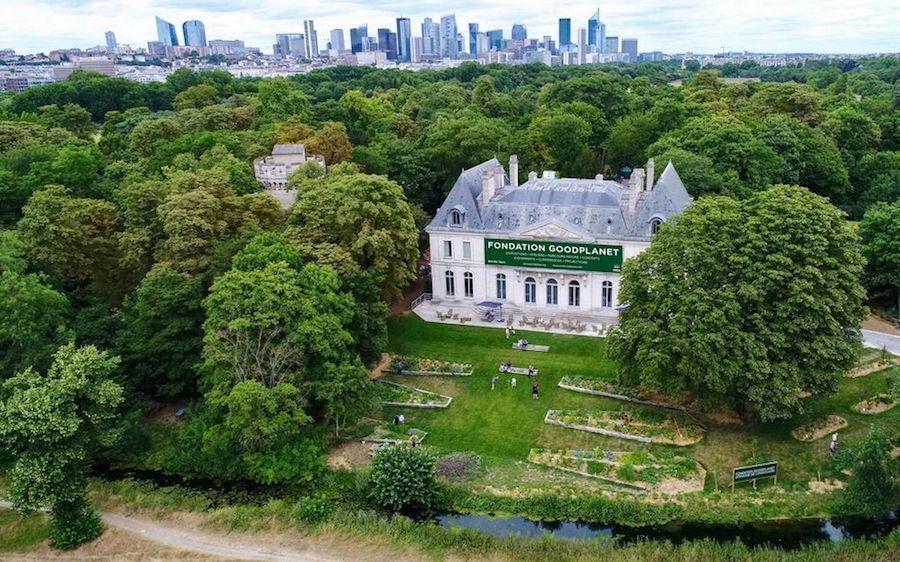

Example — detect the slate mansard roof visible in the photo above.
[427,158,693,241]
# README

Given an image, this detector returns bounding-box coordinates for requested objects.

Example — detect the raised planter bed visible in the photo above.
[527,448,705,494]
[503,367,538,376]
[361,424,428,445]
[558,376,690,412]
[852,395,898,415]
[512,344,550,352]
[384,355,473,376]
[545,408,704,446]
[791,415,848,442]
[376,380,453,409]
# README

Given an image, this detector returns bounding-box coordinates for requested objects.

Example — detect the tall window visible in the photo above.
[463,241,472,259]
[568,280,581,307]
[601,281,613,307]
[450,209,463,226]
[546,279,558,305]
[524,277,536,304]
[443,240,452,258]
[650,217,663,235]
[464,272,474,297]
[445,271,455,296]
[496,273,507,300]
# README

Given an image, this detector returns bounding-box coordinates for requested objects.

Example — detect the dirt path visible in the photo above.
[1,501,341,562]
[863,314,900,337]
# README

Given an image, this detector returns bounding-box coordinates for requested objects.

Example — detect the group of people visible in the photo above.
[491,374,540,399]
[515,338,530,350]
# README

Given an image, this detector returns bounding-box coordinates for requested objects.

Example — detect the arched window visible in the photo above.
[445,271,455,297]
[568,280,581,307]
[464,272,474,298]
[449,209,463,226]
[524,277,536,304]
[496,273,507,300]
[601,281,613,308]
[649,217,663,235]
[546,279,558,305]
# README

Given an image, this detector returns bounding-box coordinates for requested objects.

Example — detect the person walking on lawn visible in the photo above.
[532,381,539,399]
[511,376,517,388]
[491,375,498,390]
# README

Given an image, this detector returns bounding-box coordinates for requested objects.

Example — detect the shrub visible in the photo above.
[370,446,439,512]
[295,495,331,524]
[50,500,103,550]
[617,464,638,481]
[841,429,899,517]
[436,452,482,482]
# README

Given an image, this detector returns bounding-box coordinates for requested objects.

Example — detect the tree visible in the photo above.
[0,270,69,376]
[859,201,900,317]
[529,112,596,177]
[288,171,418,297]
[256,78,311,122]
[841,429,899,517]
[38,103,95,138]
[303,121,353,164]
[650,148,741,198]
[821,105,881,170]
[609,186,866,421]
[0,344,123,549]
[369,445,438,513]
[173,84,221,111]
[118,267,205,397]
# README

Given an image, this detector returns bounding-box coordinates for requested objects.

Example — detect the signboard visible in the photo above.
[484,238,623,273]
[732,462,778,488]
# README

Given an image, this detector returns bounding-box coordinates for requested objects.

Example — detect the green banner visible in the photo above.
[484,238,623,273]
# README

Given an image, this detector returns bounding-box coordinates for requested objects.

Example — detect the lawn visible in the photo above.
[0,509,50,552]
[383,315,899,496]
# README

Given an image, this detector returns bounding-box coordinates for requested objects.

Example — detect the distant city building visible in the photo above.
[412,36,423,62]
[396,18,412,62]
[621,38,638,62]
[329,29,346,53]
[377,28,398,60]
[274,33,305,58]
[476,33,490,58]
[155,16,179,47]
[605,36,619,53]
[511,23,527,41]
[105,31,117,54]
[182,20,207,47]
[422,17,440,57]
[253,144,326,209]
[350,24,367,53]
[486,29,503,51]
[578,27,587,64]
[208,39,246,55]
[1,77,29,92]
[559,19,571,47]
[440,14,458,59]
[304,20,318,57]
[53,56,116,81]
[588,10,605,53]
[468,23,479,56]
[147,41,165,57]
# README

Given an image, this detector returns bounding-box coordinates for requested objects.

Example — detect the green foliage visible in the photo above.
[174,84,221,111]
[295,494,332,524]
[0,270,69,376]
[49,499,103,550]
[859,201,900,315]
[370,445,439,512]
[610,185,866,421]
[841,429,899,517]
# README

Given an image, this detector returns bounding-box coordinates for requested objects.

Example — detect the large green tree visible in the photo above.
[0,344,123,549]
[610,185,866,421]
[0,270,69,377]
[859,201,900,317]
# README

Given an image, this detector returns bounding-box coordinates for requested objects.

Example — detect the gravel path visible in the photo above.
[862,329,900,355]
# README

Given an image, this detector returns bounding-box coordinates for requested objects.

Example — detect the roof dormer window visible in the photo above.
[649,217,663,236]
[449,209,464,227]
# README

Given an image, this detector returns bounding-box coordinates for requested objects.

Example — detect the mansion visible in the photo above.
[253,143,326,208]
[425,156,692,320]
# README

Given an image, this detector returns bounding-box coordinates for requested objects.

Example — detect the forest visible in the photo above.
[0,57,899,547]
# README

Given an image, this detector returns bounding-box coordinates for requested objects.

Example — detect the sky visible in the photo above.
[1,0,898,56]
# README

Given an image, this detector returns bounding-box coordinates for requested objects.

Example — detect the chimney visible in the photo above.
[646,158,655,191]
[629,168,644,214]
[509,154,519,187]
[481,168,496,207]
[528,171,537,182]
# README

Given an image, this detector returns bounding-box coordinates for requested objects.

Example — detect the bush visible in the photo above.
[50,500,103,550]
[370,445,439,513]
[436,452,481,482]
[841,429,899,517]
[295,495,331,524]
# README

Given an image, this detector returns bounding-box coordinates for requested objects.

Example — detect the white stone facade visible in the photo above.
[253,144,326,209]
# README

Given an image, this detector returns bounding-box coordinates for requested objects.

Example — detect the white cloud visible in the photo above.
[0,0,897,54]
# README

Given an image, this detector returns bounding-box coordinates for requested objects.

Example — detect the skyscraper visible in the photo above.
[182,20,207,47]
[621,38,638,63]
[155,16,179,47]
[330,29,345,53]
[588,9,605,53]
[304,20,318,57]
[275,33,304,57]
[605,36,619,54]
[577,27,587,64]
[439,14,458,59]
[104,31,116,54]
[422,17,440,56]
[377,28,398,60]
[486,29,503,51]
[511,23,527,41]
[468,23,479,56]
[558,18,571,47]
[350,24,367,53]
[396,18,412,62]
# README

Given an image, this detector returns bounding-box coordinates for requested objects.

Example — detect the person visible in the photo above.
[395,358,405,376]
[532,381,539,399]
[398,413,405,425]
[392,414,401,425]
[527,364,535,377]
[409,435,418,448]
[830,433,838,454]
[505,326,511,339]
[522,339,529,350]
[491,375,498,390]
[516,338,523,349]
[511,376,517,388]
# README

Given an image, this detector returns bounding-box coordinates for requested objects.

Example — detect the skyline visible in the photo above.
[1,1,899,56]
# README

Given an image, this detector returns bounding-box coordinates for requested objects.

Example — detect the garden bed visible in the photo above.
[384,354,473,376]
[852,395,898,415]
[558,376,690,412]
[376,380,453,408]
[791,415,848,442]
[527,448,705,494]
[360,423,428,445]
[544,408,705,446]
[846,350,898,378]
